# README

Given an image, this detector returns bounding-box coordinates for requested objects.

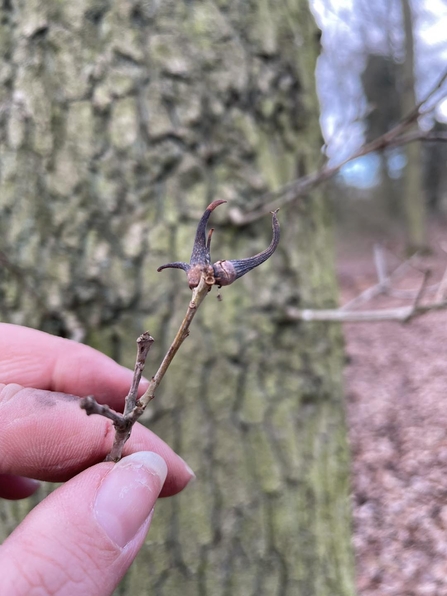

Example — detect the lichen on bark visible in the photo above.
[0,1,354,594]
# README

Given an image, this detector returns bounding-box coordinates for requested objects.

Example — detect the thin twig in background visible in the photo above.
[435,244,447,303]
[287,247,447,324]
[373,244,389,290]
[287,300,447,323]
[435,265,447,303]
[411,269,431,312]
[340,249,418,311]
[229,67,447,226]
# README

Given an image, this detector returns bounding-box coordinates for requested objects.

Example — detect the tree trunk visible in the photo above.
[400,0,427,251]
[0,1,354,594]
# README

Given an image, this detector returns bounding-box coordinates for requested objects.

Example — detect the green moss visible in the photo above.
[110,97,138,149]
[1,1,354,594]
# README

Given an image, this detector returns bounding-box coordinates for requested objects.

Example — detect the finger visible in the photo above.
[1,452,168,596]
[0,474,40,500]
[0,384,194,497]
[0,323,148,409]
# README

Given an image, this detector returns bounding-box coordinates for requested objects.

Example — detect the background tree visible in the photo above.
[358,0,427,250]
[0,1,354,595]
[316,0,444,252]
[361,53,402,216]
[423,118,447,215]
[400,0,427,251]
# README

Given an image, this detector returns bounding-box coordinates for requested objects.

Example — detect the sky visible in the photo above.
[310,0,447,172]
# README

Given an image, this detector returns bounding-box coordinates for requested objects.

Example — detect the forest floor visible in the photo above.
[337,221,447,596]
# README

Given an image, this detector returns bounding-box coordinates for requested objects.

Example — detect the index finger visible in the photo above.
[0,324,147,409]
[0,383,194,497]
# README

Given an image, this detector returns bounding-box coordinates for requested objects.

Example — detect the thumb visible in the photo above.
[0,452,167,596]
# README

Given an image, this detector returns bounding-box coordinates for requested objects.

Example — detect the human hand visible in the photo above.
[0,324,194,595]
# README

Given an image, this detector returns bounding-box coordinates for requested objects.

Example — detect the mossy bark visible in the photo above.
[0,1,354,594]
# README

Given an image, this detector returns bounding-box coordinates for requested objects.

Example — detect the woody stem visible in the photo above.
[139,273,212,408]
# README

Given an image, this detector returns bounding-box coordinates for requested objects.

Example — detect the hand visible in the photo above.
[0,324,194,595]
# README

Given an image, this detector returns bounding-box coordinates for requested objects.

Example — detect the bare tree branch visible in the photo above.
[229,68,447,226]
[340,248,421,311]
[80,275,212,462]
[80,202,280,462]
[287,300,447,324]
[139,275,211,408]
[80,396,129,428]
[286,248,446,325]
[435,262,447,303]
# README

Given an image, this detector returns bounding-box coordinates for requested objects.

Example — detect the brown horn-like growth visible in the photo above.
[157,203,280,289]
[212,209,280,287]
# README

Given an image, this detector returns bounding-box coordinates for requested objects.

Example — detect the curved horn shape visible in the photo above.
[190,200,227,266]
[157,261,190,273]
[213,210,280,287]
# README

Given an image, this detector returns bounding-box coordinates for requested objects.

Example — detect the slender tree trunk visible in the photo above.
[400,0,427,251]
[0,1,354,594]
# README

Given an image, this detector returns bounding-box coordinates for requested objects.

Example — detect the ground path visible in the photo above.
[338,226,447,595]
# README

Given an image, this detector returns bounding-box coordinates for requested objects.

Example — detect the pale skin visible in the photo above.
[0,323,194,596]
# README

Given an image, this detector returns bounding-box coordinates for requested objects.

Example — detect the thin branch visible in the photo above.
[80,201,278,461]
[387,130,447,147]
[80,396,128,429]
[373,244,388,289]
[80,333,155,462]
[340,252,419,311]
[287,300,447,324]
[229,67,447,226]
[80,274,212,462]
[388,284,440,300]
[139,274,211,408]
[435,263,447,303]
[287,249,445,324]
[123,332,154,417]
[96,332,155,463]
[411,269,430,311]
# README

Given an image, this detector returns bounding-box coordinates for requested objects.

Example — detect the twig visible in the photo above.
[435,253,447,303]
[139,274,211,408]
[388,284,440,300]
[373,244,388,289]
[411,269,430,311]
[287,300,447,324]
[287,253,444,324]
[105,332,154,462]
[80,332,154,461]
[80,201,279,462]
[340,252,418,311]
[124,332,154,416]
[80,397,129,428]
[80,274,212,462]
[229,68,447,225]
[387,130,447,147]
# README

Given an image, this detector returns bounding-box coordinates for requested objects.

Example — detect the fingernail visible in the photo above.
[94,451,167,548]
[23,478,41,492]
[179,456,196,482]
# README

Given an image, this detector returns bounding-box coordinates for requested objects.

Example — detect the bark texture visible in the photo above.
[0,1,354,594]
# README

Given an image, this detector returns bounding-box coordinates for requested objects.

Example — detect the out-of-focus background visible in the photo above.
[0,1,446,594]
[314,2,447,595]
[316,0,447,249]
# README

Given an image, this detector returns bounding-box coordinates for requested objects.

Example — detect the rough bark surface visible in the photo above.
[0,1,354,594]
